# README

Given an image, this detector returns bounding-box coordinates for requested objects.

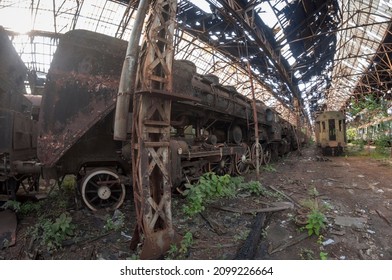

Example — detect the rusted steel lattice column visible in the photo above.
[130,0,178,259]
[293,97,302,153]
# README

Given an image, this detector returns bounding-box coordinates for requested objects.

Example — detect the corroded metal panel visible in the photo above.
[37,30,127,167]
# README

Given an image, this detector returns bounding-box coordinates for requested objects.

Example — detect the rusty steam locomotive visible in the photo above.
[0,27,41,199]
[1,29,303,211]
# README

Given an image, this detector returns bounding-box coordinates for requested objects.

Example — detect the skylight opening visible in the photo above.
[0,6,31,33]
[366,29,383,41]
[188,0,212,13]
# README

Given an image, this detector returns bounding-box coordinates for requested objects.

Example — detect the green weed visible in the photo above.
[305,210,327,236]
[320,251,328,260]
[182,172,276,217]
[31,212,75,252]
[182,172,235,216]
[1,200,21,212]
[262,164,276,172]
[165,232,193,260]
[104,210,125,231]
[299,248,315,260]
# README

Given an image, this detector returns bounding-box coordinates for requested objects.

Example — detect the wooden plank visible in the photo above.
[213,202,293,214]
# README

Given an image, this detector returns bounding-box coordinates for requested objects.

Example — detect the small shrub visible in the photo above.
[182,172,235,216]
[1,200,21,212]
[104,210,125,231]
[305,209,326,236]
[300,248,315,260]
[238,180,263,196]
[165,232,193,259]
[60,175,76,190]
[32,212,75,252]
[320,251,328,260]
[263,164,276,172]
[19,201,42,216]
[308,187,319,197]
[375,134,390,156]
[300,198,318,210]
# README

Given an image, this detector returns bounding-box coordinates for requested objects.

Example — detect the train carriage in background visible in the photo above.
[315,111,346,156]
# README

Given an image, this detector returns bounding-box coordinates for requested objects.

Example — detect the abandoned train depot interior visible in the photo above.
[1,0,392,263]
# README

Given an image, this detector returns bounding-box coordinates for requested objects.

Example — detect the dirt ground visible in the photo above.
[1,144,392,260]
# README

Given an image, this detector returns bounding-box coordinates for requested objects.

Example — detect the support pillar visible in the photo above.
[130,0,178,259]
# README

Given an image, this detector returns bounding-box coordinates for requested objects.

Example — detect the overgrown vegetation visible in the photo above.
[262,164,277,172]
[299,235,329,260]
[104,210,125,231]
[1,197,43,217]
[59,175,76,190]
[374,134,390,156]
[347,95,391,160]
[319,251,328,260]
[299,248,315,260]
[165,232,193,260]
[182,172,275,217]
[346,138,391,159]
[30,213,75,252]
[346,127,357,143]
[1,200,21,212]
[298,187,328,237]
[6,179,79,253]
[305,210,327,236]
[348,95,389,118]
[182,173,235,216]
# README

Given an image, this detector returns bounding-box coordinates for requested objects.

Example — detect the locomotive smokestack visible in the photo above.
[113,0,149,140]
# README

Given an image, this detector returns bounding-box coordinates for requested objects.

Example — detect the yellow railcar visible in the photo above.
[315,111,346,155]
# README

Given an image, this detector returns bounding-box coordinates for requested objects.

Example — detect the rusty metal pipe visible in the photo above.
[247,61,260,178]
[12,161,42,174]
[113,0,150,140]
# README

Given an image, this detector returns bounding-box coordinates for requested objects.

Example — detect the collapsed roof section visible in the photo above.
[1,0,391,125]
[176,0,300,109]
[272,0,340,115]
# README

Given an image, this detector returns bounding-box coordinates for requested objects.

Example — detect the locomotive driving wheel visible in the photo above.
[263,145,272,165]
[209,155,234,176]
[235,143,251,175]
[80,168,126,211]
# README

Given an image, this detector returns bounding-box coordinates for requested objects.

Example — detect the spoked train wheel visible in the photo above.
[209,155,233,176]
[251,142,263,170]
[263,145,272,165]
[235,143,251,175]
[81,169,126,211]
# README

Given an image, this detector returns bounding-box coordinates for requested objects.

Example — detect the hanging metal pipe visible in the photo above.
[113,0,150,140]
[247,61,260,178]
